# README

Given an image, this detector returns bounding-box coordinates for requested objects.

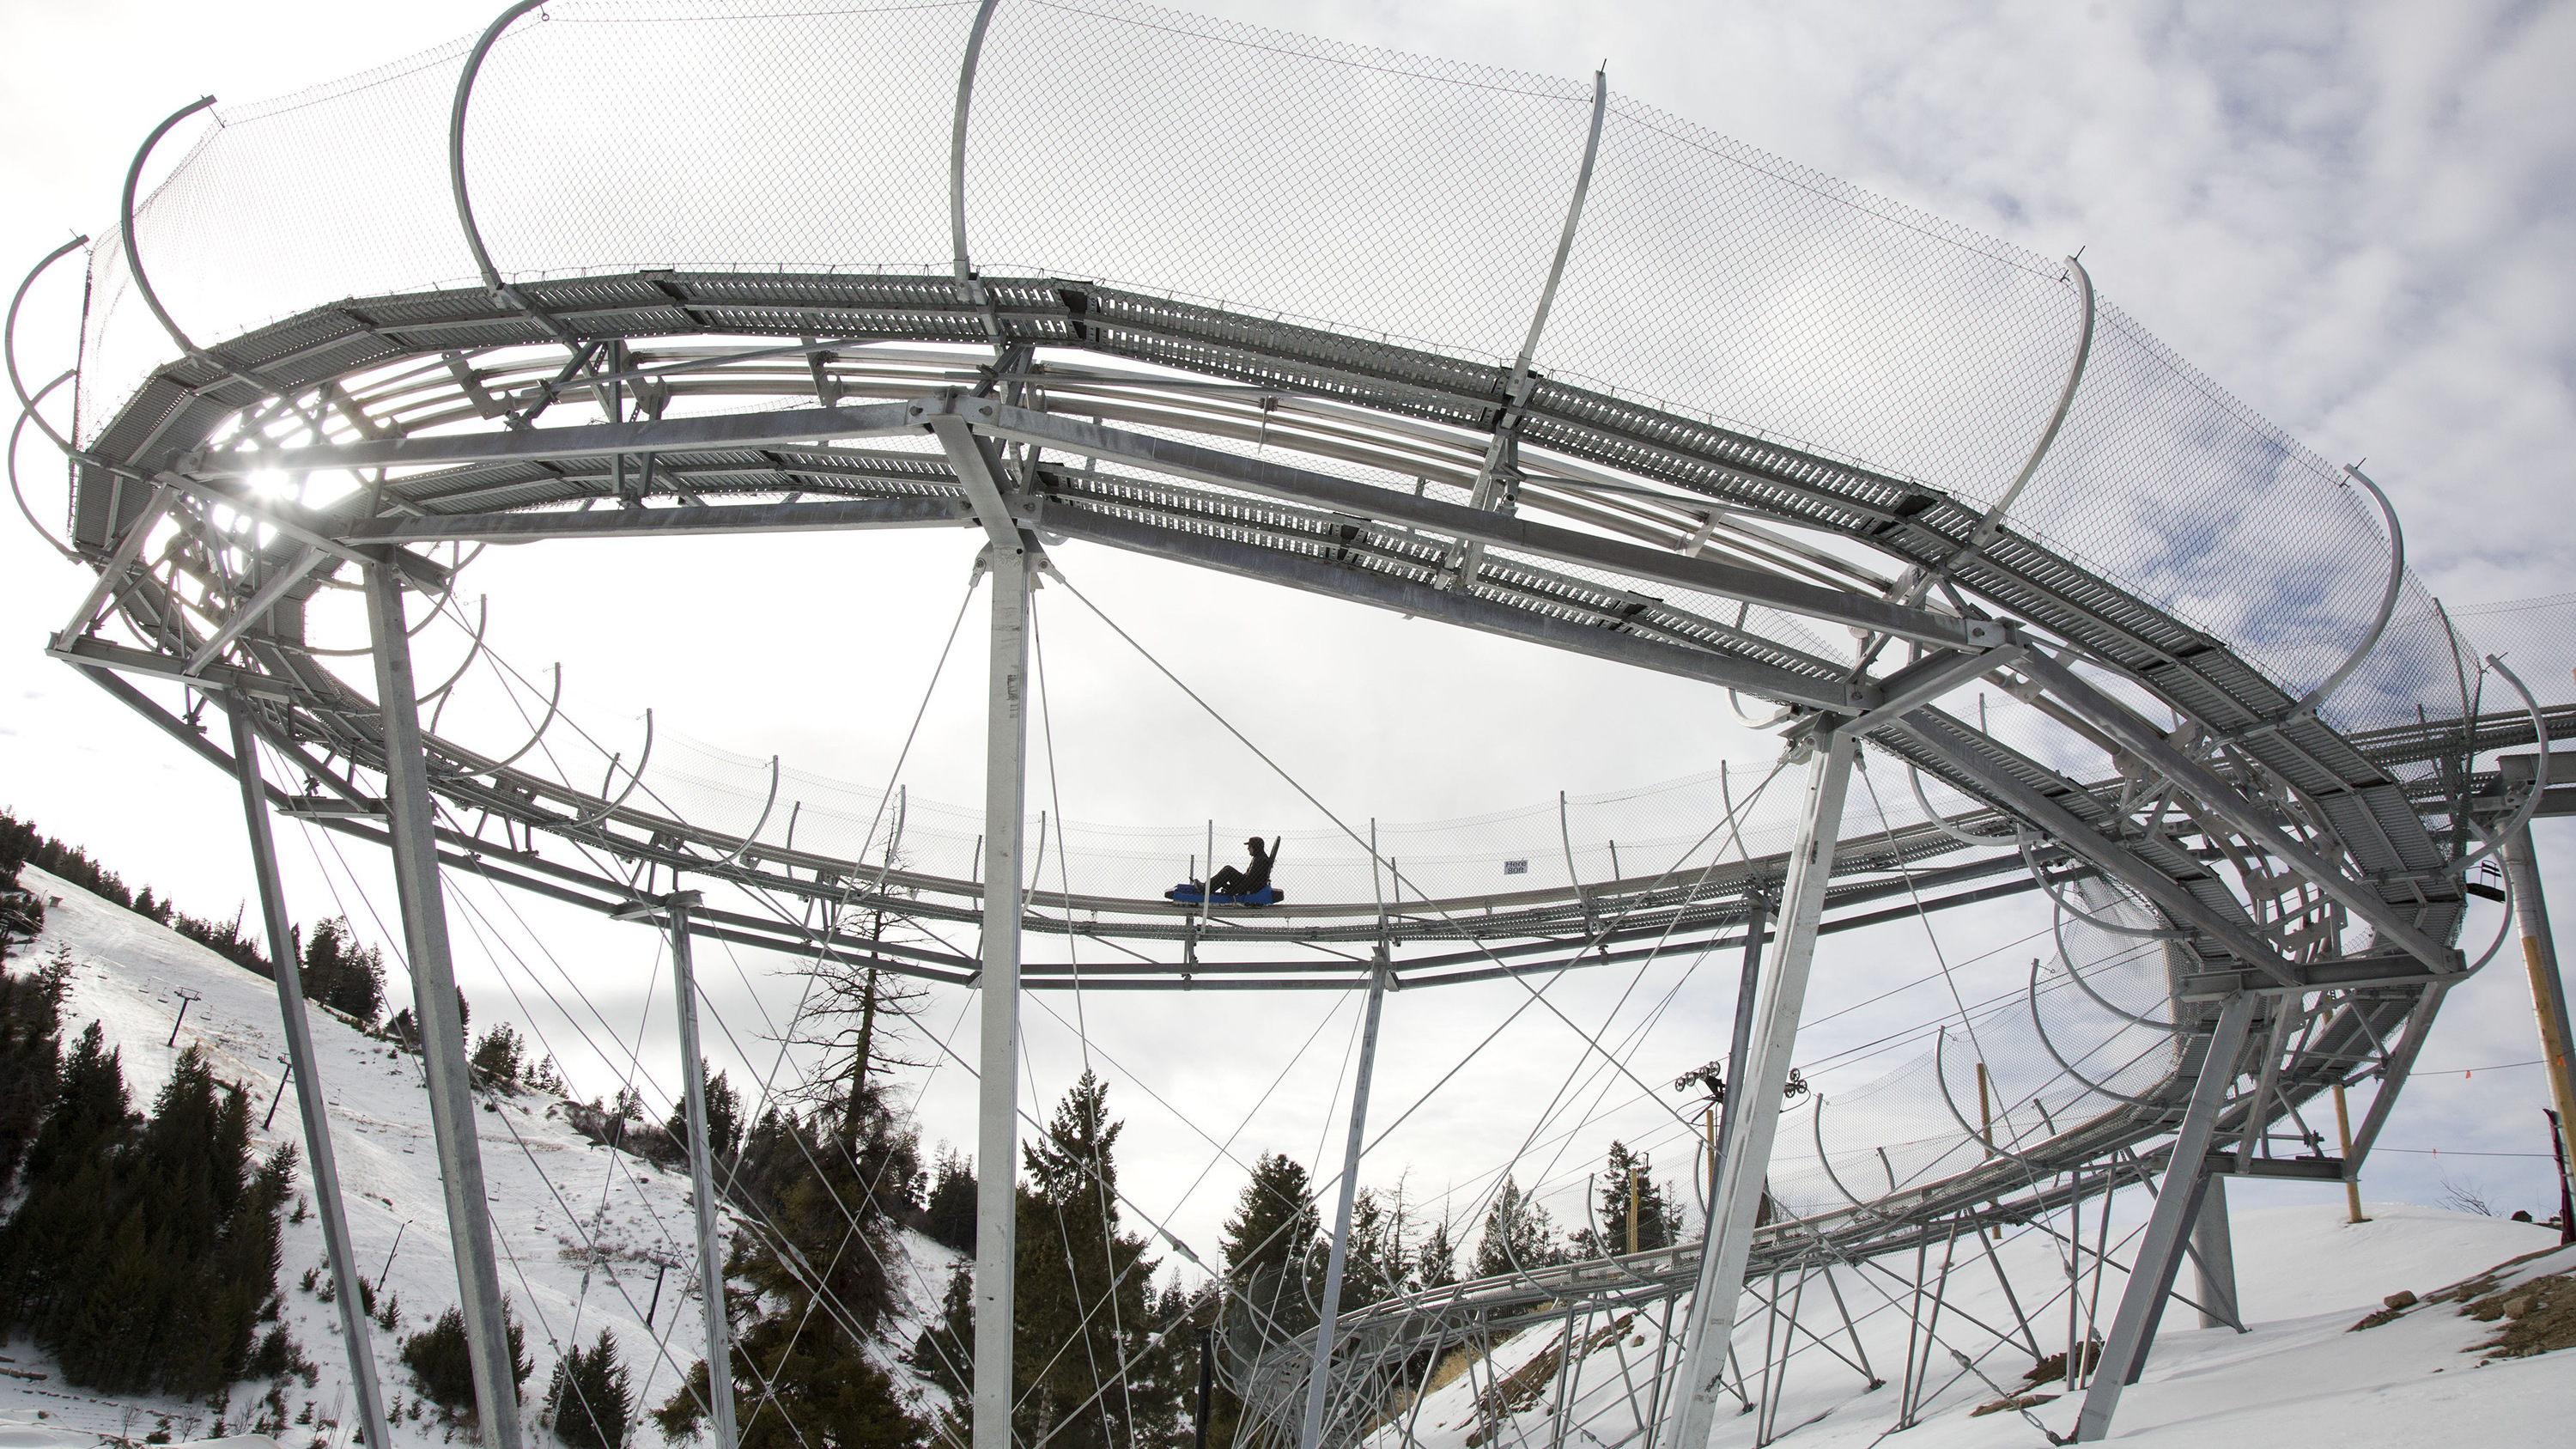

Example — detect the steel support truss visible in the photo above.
[24,250,2512,1449]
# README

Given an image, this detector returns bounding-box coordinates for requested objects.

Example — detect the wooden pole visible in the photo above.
[1704,1105,1717,1209]
[2331,1080,2367,1224]
[1627,1163,1641,1256]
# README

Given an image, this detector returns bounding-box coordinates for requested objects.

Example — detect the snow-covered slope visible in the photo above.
[10,861,2575,1449]
[0,867,957,1446]
[1364,1188,2576,1446]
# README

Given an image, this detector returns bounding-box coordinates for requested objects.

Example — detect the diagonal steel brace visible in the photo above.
[1886,709,2300,983]
[2015,648,2459,974]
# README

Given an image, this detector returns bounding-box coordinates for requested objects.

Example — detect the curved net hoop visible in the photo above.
[72,0,2481,736]
[1770,880,2188,1223]
[560,723,1834,907]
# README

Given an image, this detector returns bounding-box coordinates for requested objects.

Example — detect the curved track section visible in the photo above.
[10,4,2541,1445]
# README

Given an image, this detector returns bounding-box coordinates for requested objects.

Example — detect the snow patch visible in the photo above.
[1,868,953,1446]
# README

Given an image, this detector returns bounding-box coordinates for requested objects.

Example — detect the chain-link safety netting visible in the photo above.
[65,0,2536,1157]
[79,1,2498,737]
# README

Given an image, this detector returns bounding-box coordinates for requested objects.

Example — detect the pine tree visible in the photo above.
[1220,1152,1318,1357]
[1339,1183,1426,1310]
[1471,1177,1562,1279]
[661,1062,742,1160]
[386,988,469,1053]
[526,1054,568,1097]
[0,1038,299,1398]
[922,1147,977,1255]
[908,1263,975,1405]
[544,1330,634,1449]
[657,1075,926,1449]
[400,1302,532,1423]
[0,949,68,1196]
[790,879,930,1143]
[299,917,386,1026]
[1574,1142,1680,1257]
[1415,1214,1459,1290]
[1221,1153,1319,1285]
[471,1022,527,1088]
[1010,1071,1176,1449]
[1182,1150,1322,1449]
[0,1023,130,1352]
[0,813,130,910]
[0,825,46,956]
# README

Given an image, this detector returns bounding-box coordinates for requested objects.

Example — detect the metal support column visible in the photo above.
[972,536,1033,1449]
[2500,825,2576,1215]
[666,892,738,1449]
[2190,1174,2240,1332]
[225,699,392,1449]
[1661,727,1856,1449]
[363,561,525,1449]
[1299,944,1392,1449]
[2073,990,2257,1442]
[1713,889,1770,1187]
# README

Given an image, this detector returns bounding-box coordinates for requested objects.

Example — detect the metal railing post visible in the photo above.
[1660,727,1855,1449]
[1298,943,1391,1449]
[224,698,392,1449]
[364,561,525,1449]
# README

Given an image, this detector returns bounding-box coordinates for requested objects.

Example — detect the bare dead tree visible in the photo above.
[788,803,932,1141]
[2439,1175,2500,1218]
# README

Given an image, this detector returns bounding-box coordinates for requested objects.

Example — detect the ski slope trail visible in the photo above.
[0,866,958,1446]
[1366,1209,2572,1449]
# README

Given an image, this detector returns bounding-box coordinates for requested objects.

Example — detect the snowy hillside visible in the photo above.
[8,860,2576,1449]
[1359,1205,2573,1449]
[0,866,959,1446]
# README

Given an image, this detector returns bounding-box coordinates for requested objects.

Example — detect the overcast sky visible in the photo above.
[4,0,2574,1277]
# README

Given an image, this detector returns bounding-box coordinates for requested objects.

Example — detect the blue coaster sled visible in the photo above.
[1164,883,1283,907]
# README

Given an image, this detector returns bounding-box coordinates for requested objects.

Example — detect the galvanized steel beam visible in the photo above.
[1887,709,2298,982]
[185,545,325,673]
[660,892,740,1449]
[1039,504,1864,712]
[970,399,1997,654]
[1661,726,1855,1449]
[2016,647,2458,971]
[225,699,394,1449]
[50,633,295,700]
[1299,946,1391,1449]
[364,562,526,1449]
[336,495,972,545]
[185,399,918,476]
[2073,990,2257,1441]
[972,538,1033,1449]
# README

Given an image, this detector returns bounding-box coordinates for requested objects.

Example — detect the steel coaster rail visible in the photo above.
[26,237,2497,1449]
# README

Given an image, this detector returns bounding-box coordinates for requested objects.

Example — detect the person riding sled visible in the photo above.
[1208,836,1276,897]
[1168,836,1284,905]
